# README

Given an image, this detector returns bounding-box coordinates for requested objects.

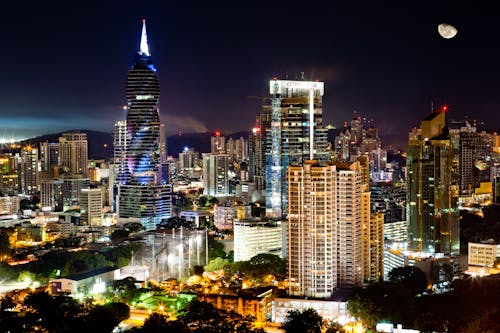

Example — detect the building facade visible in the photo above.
[406,110,460,254]
[287,160,377,298]
[265,79,329,219]
[116,20,172,230]
[59,132,88,176]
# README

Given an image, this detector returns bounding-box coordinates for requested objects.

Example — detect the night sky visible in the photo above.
[1,1,499,148]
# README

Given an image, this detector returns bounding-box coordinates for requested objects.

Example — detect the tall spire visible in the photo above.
[139,19,150,56]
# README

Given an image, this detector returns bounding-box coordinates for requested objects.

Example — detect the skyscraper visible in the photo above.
[265,79,329,219]
[116,20,171,230]
[202,153,230,196]
[406,110,459,254]
[18,146,40,195]
[287,160,375,297]
[59,132,88,176]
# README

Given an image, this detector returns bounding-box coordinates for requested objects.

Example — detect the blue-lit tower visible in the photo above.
[265,79,328,219]
[117,20,171,230]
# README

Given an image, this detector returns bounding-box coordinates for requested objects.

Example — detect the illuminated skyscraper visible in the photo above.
[59,132,88,176]
[406,110,459,254]
[202,153,230,196]
[287,160,375,297]
[116,20,171,230]
[18,146,40,195]
[265,79,329,219]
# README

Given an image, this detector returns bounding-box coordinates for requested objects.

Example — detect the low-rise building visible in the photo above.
[198,287,274,324]
[271,297,348,323]
[49,266,120,295]
[233,219,283,262]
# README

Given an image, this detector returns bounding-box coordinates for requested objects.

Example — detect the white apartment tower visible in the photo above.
[202,153,229,196]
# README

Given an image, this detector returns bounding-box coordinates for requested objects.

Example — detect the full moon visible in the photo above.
[438,23,458,39]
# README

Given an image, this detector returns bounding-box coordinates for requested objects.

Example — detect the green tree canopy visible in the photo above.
[388,266,428,295]
[280,308,323,333]
[347,282,415,329]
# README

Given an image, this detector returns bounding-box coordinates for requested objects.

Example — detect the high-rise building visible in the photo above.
[202,153,229,196]
[40,179,64,212]
[211,131,226,154]
[116,20,171,230]
[80,188,103,226]
[61,176,90,209]
[178,148,200,172]
[39,141,59,175]
[59,132,88,176]
[0,154,19,195]
[287,160,376,297]
[18,146,40,195]
[265,79,329,219]
[114,120,128,185]
[448,121,493,197]
[406,110,460,254]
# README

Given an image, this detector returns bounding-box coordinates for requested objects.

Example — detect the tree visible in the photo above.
[204,257,230,272]
[388,266,428,295]
[280,308,323,333]
[348,282,415,329]
[83,302,130,333]
[208,237,226,260]
[140,312,188,333]
[0,295,15,312]
[124,222,143,233]
[192,265,205,276]
[0,261,18,281]
[0,229,11,258]
[110,229,130,243]
[178,300,263,333]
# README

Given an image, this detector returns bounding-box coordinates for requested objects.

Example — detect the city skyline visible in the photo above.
[1,1,499,147]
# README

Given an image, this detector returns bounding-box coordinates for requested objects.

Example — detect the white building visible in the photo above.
[80,188,103,226]
[271,298,348,324]
[202,153,229,196]
[468,241,500,268]
[233,220,283,262]
[49,266,120,295]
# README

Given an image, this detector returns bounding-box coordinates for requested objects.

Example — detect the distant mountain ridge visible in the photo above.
[20,130,251,160]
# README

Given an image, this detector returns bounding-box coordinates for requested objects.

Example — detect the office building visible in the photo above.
[39,141,59,176]
[59,132,88,176]
[202,153,230,196]
[80,188,103,226]
[211,131,226,154]
[40,179,64,212]
[265,79,329,219]
[406,109,460,254]
[115,20,172,229]
[61,176,90,209]
[18,146,40,195]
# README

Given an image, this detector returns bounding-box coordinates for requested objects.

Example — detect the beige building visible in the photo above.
[80,188,103,226]
[468,241,500,268]
[59,132,88,176]
[198,287,273,324]
[287,160,382,298]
